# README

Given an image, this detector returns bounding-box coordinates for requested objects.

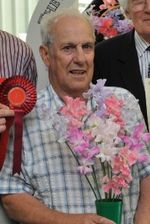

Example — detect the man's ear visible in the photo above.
[39,45,51,66]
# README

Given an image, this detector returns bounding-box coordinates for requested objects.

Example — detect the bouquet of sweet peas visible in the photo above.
[45,79,150,200]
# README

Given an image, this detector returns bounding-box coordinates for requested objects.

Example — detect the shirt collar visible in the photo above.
[47,84,64,110]
[42,83,95,114]
[134,31,150,57]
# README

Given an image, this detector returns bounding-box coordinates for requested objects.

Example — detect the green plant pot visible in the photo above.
[95,199,122,224]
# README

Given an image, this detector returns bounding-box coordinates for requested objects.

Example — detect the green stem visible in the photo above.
[108,163,112,199]
[66,142,98,200]
[101,161,106,176]
[101,161,108,199]
[92,165,101,200]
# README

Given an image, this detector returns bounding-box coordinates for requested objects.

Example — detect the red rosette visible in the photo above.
[0,77,6,84]
[0,76,36,114]
[0,76,37,174]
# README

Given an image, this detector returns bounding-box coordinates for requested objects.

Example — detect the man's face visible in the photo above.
[126,0,150,42]
[45,16,95,99]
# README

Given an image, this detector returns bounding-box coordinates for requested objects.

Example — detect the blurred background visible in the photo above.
[0,0,91,41]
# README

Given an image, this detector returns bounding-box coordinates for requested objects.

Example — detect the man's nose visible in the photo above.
[73,47,86,63]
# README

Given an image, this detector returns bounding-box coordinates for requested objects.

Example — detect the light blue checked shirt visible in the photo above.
[0,84,150,224]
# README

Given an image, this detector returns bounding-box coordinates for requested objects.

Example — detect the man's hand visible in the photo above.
[1,193,116,224]
[0,103,14,133]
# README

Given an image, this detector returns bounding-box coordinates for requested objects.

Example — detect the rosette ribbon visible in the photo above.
[0,76,36,174]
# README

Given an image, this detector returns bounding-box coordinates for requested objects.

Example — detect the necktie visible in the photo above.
[148,64,150,78]
[146,46,150,78]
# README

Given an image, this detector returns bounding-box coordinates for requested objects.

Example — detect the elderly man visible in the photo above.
[0,8,150,224]
[93,0,150,129]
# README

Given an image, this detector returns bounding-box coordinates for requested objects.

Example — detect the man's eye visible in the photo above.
[83,44,94,51]
[63,46,74,51]
[64,46,71,50]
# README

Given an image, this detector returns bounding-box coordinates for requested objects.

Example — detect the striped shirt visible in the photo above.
[0,84,150,224]
[135,31,150,79]
[0,30,37,85]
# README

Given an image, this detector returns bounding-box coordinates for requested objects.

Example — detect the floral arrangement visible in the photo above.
[42,79,150,200]
[87,0,133,39]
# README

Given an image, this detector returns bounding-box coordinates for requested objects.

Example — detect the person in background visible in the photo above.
[0,8,150,224]
[0,30,37,134]
[93,0,150,128]
[0,30,37,84]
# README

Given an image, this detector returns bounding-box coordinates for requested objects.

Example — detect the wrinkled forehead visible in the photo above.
[51,16,95,43]
[127,0,146,5]
[52,15,92,31]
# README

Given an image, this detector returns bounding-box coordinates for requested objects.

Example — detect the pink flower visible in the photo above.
[60,96,89,121]
[99,0,118,10]
[105,95,125,126]
[121,123,150,162]
[98,19,119,38]
[102,175,126,196]
[119,147,138,166]
[89,0,133,39]
[77,166,92,175]
[105,95,123,116]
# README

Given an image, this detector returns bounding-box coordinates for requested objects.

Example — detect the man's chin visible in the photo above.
[68,86,89,98]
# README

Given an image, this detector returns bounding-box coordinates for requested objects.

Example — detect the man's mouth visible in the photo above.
[70,70,86,75]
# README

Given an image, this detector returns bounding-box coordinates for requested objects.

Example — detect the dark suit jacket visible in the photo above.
[93,30,148,128]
